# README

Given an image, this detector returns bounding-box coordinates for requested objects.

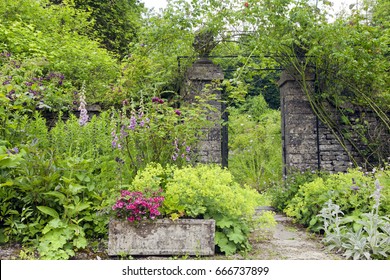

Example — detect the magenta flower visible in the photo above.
[152,97,164,104]
[112,189,164,223]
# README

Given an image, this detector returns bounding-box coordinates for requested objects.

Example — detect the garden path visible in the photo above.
[243,207,340,260]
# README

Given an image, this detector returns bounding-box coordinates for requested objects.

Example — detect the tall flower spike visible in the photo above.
[78,82,89,126]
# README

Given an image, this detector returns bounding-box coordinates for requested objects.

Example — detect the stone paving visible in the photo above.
[246,207,340,260]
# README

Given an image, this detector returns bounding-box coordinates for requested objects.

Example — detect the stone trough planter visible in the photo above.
[108,219,215,256]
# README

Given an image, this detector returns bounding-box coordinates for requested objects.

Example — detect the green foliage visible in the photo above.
[0,0,119,107]
[269,170,323,212]
[228,95,282,191]
[0,112,119,259]
[49,0,144,57]
[130,163,175,192]
[111,96,214,179]
[0,54,74,112]
[318,184,390,260]
[284,168,390,231]
[110,10,195,103]
[129,163,269,255]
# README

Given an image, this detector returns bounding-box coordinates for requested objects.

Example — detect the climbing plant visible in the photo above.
[226,0,390,167]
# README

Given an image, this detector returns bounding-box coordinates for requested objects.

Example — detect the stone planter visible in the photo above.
[108,219,215,256]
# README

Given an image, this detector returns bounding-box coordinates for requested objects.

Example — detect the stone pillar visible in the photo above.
[279,71,319,175]
[279,70,390,175]
[183,59,225,165]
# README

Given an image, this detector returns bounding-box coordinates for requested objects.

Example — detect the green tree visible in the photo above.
[49,0,145,57]
[0,0,119,108]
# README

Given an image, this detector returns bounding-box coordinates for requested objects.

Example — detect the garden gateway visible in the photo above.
[181,54,390,175]
[1,0,389,263]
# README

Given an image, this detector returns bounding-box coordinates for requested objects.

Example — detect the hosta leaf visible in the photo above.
[37,206,59,218]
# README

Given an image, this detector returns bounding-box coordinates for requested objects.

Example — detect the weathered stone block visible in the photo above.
[321,155,336,161]
[319,144,344,152]
[108,219,215,256]
[334,166,348,172]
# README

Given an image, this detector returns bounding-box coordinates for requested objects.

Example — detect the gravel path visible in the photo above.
[246,208,340,260]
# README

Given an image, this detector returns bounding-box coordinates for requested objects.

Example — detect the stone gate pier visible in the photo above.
[279,70,390,175]
[182,58,226,165]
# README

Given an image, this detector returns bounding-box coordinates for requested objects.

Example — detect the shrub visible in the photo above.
[269,170,323,212]
[284,168,390,232]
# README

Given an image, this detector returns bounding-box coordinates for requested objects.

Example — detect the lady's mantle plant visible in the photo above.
[112,189,164,222]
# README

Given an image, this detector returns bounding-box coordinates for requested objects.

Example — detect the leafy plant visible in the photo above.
[110,96,214,180]
[0,111,120,259]
[228,96,282,191]
[270,170,322,212]
[318,180,390,260]
[284,168,389,231]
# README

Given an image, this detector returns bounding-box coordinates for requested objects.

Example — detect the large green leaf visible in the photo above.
[73,236,88,249]
[216,217,234,229]
[227,227,246,245]
[68,184,87,195]
[44,191,66,203]
[37,206,59,219]
[215,231,237,255]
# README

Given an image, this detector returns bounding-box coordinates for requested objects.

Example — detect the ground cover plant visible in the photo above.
[318,179,390,260]
[283,168,390,231]
[273,166,390,260]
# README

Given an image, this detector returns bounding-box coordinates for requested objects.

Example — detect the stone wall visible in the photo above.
[279,71,390,175]
[41,104,101,128]
[183,59,225,165]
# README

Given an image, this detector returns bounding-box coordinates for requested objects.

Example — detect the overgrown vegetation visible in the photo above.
[270,166,390,259]
[228,95,282,191]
